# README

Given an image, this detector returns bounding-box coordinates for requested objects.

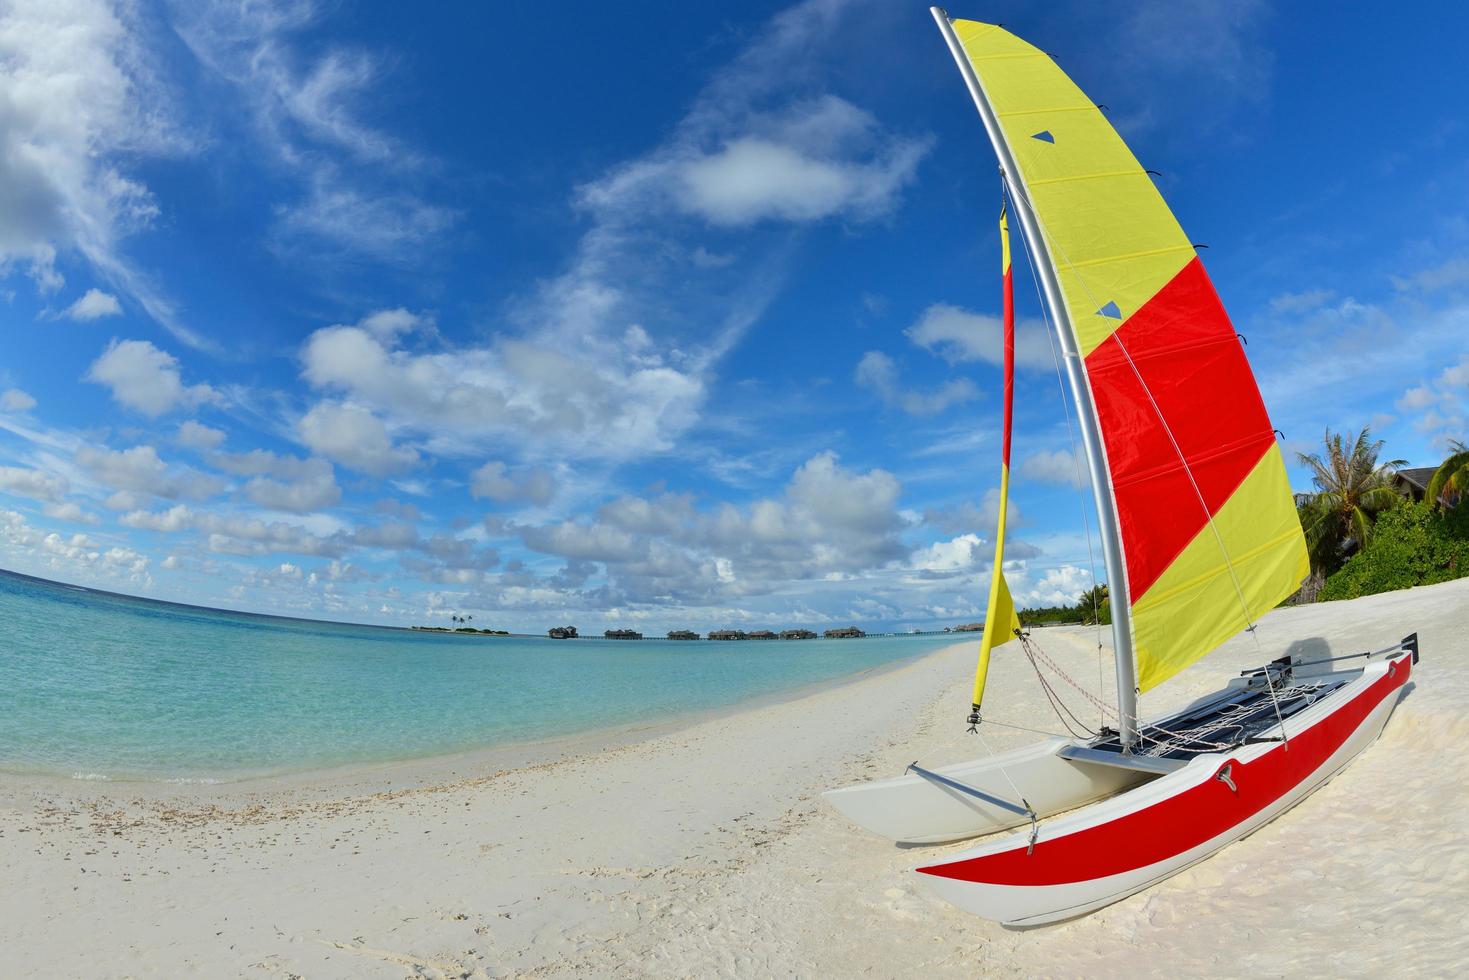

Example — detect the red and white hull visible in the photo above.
[916,651,1412,925]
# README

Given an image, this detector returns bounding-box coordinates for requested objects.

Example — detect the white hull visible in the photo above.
[822,736,1146,844]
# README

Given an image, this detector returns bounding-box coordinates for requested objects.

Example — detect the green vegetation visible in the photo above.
[1284,428,1469,601]
[1020,583,1110,626]
[1319,500,1469,600]
[1426,439,1469,510]
[1296,427,1406,578]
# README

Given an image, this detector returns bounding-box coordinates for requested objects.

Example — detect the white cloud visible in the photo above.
[0,465,68,502]
[245,474,340,513]
[43,501,100,524]
[667,99,927,227]
[297,400,419,477]
[1,389,37,412]
[0,0,203,345]
[1396,354,1469,448]
[176,420,226,450]
[0,508,151,587]
[239,456,341,513]
[908,533,985,575]
[854,350,978,416]
[1391,256,1469,294]
[905,304,1053,371]
[500,451,911,606]
[470,461,557,506]
[85,339,216,417]
[1269,288,1336,314]
[1016,564,1094,608]
[1020,448,1087,489]
[62,287,122,320]
[922,488,1025,539]
[356,307,429,341]
[76,444,224,501]
[121,504,345,558]
[119,503,193,532]
[300,324,705,459]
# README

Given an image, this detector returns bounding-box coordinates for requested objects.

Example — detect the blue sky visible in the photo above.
[1,0,1465,631]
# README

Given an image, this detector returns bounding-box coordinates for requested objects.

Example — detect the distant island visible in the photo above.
[410,625,511,635]
[406,622,969,641]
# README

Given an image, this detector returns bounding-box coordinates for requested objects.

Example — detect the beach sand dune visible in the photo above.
[3,578,1466,977]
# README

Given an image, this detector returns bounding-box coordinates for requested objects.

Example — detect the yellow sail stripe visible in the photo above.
[1000,205,1011,273]
[1131,448,1309,691]
[952,20,1193,357]
[972,464,1022,708]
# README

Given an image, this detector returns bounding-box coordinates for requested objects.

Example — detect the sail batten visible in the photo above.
[944,14,1309,698]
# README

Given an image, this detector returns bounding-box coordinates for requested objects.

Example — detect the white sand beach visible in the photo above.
[2,578,1466,978]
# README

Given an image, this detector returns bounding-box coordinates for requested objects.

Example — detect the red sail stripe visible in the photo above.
[1084,258,1277,600]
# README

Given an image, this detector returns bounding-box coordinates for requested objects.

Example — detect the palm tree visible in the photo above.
[1425,439,1469,511]
[1077,583,1109,625]
[1296,427,1406,576]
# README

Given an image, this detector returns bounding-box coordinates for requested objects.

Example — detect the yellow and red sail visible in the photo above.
[952,20,1308,693]
[971,207,1022,712]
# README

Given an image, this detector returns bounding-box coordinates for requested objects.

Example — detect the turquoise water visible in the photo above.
[0,569,953,782]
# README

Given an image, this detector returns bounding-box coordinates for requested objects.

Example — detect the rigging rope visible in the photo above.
[1016,630,1309,755]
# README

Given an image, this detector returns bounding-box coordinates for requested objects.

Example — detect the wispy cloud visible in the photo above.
[904,303,1054,371]
[854,350,978,416]
[0,0,205,346]
[171,0,454,261]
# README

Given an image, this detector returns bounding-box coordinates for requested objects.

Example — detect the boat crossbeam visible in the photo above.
[905,762,1033,818]
[1057,744,1187,775]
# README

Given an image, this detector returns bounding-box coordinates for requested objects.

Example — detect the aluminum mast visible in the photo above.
[930,7,1140,748]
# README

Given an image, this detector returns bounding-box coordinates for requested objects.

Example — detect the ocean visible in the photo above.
[0,569,956,782]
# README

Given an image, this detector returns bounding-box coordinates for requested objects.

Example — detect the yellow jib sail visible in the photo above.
[949,19,1308,693]
[971,207,1022,712]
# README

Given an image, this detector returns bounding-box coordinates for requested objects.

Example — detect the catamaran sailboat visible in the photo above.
[823,10,1419,927]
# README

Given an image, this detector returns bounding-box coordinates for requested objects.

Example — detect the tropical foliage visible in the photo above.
[1295,427,1406,577]
[1320,500,1469,600]
[1020,583,1110,626]
[1425,439,1469,511]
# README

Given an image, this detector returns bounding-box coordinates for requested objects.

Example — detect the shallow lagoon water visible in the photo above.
[0,569,954,781]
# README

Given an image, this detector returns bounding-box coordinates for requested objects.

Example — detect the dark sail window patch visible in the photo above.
[1097,301,1122,319]
[1031,130,1055,143]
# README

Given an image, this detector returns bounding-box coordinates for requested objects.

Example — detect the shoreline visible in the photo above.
[3,581,1464,977]
[0,638,965,807]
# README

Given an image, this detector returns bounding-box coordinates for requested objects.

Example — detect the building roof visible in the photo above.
[1395,466,1438,491]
